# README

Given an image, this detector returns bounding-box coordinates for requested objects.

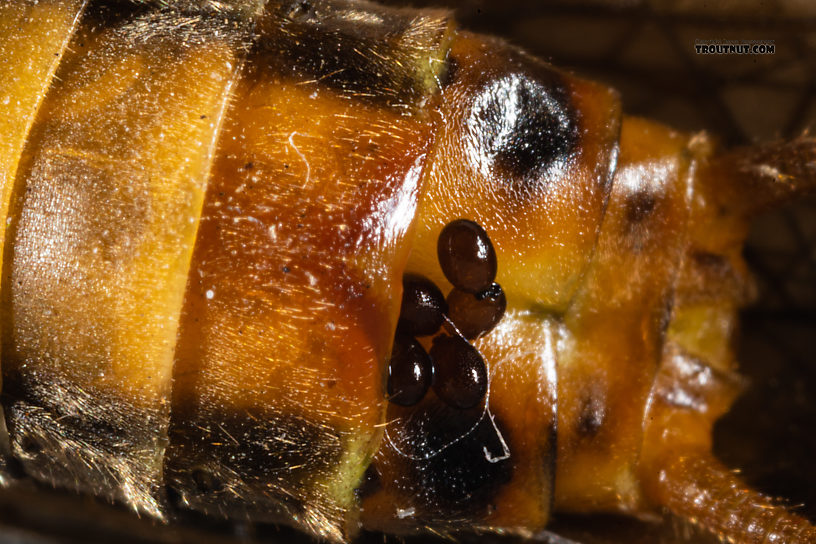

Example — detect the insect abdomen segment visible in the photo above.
[1,2,815,543]
[0,0,448,539]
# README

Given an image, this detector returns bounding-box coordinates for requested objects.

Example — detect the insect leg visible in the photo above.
[641,344,816,543]
[648,453,816,544]
[701,137,816,216]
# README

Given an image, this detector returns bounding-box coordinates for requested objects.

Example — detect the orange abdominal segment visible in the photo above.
[555,116,699,513]
[637,129,816,543]
[0,0,87,467]
[0,7,243,517]
[403,32,621,312]
[0,1,452,538]
[360,31,620,536]
[166,34,439,544]
[361,310,559,536]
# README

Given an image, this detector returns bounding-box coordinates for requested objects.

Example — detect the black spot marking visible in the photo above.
[19,435,41,456]
[494,81,574,181]
[3,456,27,480]
[625,190,657,224]
[192,467,223,494]
[354,464,382,501]
[467,72,577,193]
[577,394,606,438]
[623,191,661,251]
[658,294,675,337]
[165,484,184,509]
[692,250,731,273]
[397,401,513,515]
[261,1,450,108]
[285,0,314,20]
[439,55,458,88]
[167,407,343,502]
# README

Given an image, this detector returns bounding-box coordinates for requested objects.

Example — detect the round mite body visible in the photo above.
[0,1,814,544]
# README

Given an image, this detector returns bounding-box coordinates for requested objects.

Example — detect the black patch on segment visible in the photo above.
[84,0,151,28]
[354,464,382,501]
[285,0,315,19]
[18,434,41,456]
[577,394,606,438]
[493,77,574,181]
[469,71,577,193]
[3,456,27,481]
[171,408,341,480]
[167,406,343,518]
[86,0,252,24]
[192,466,223,494]
[3,394,134,465]
[0,392,168,513]
[260,0,450,107]
[625,190,657,224]
[397,400,513,515]
[439,55,459,89]
[658,293,675,337]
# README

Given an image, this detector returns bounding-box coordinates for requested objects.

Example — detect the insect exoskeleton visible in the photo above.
[0,0,814,543]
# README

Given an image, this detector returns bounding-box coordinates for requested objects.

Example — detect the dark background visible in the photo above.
[0,1,814,543]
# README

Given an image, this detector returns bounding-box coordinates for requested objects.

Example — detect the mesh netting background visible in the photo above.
[0,2,813,543]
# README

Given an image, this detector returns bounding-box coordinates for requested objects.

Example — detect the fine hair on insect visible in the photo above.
[0,1,814,544]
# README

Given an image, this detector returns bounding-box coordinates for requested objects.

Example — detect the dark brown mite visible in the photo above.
[446,283,507,340]
[429,334,488,410]
[437,219,497,294]
[397,274,448,337]
[386,335,433,407]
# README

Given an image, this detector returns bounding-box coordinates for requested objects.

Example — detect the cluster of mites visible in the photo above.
[387,219,507,410]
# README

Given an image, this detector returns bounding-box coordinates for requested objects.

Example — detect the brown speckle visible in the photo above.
[355,464,381,501]
[577,393,606,438]
[192,467,222,493]
[19,435,41,456]
[440,56,458,88]
[625,190,657,224]
[692,251,730,273]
